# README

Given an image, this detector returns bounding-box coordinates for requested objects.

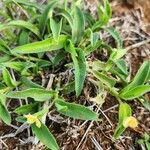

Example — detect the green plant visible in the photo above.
[137,133,150,150]
[0,0,150,149]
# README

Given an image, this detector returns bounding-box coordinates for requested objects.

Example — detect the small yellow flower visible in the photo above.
[123,116,138,128]
[24,114,41,128]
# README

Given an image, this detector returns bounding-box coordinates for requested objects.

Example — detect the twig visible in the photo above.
[99,109,113,127]
[126,39,150,51]
[90,136,103,150]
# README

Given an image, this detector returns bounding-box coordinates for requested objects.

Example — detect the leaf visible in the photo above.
[21,77,43,89]
[0,61,35,72]
[115,59,128,76]
[90,29,99,46]
[114,103,131,139]
[58,9,73,28]
[72,6,85,44]
[106,27,123,49]
[6,88,57,101]
[14,0,44,12]
[118,103,131,124]
[0,94,11,125]
[92,0,112,31]
[31,123,59,150]
[39,0,58,35]
[138,97,150,112]
[72,49,86,97]
[19,30,29,45]
[92,70,116,88]
[122,61,150,92]
[15,103,39,114]
[2,68,18,87]
[120,85,150,100]
[11,35,67,54]
[113,125,126,139]
[64,41,86,96]
[0,103,11,125]
[106,49,127,71]
[104,0,112,18]
[50,17,62,40]
[55,99,99,120]
[0,20,40,37]
[61,81,75,95]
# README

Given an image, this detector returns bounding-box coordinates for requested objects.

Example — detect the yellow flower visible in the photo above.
[24,114,41,128]
[123,116,138,128]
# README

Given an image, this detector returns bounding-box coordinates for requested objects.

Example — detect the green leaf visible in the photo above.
[72,49,86,97]
[0,94,11,125]
[55,99,99,120]
[106,27,123,49]
[118,103,131,124]
[61,81,75,95]
[0,61,35,72]
[19,30,29,45]
[138,97,150,112]
[15,103,39,114]
[64,40,86,96]
[114,103,131,139]
[14,0,44,12]
[11,35,68,54]
[92,0,111,31]
[115,59,128,76]
[50,17,62,40]
[72,6,85,44]
[89,29,99,46]
[0,20,40,37]
[92,70,116,88]
[6,88,57,101]
[0,103,11,125]
[2,68,18,87]
[106,49,127,71]
[120,85,150,100]
[122,61,150,91]
[113,125,126,139]
[39,0,58,35]
[21,77,43,89]
[31,123,59,150]
[58,9,73,28]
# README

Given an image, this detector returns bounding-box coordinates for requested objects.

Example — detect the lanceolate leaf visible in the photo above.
[58,9,73,28]
[72,49,86,97]
[120,85,150,100]
[39,0,58,35]
[0,61,35,72]
[2,68,18,87]
[0,94,11,125]
[65,41,86,96]
[11,35,68,54]
[114,103,131,139]
[0,103,11,125]
[139,97,150,112]
[55,99,99,120]
[118,103,131,124]
[15,103,39,114]
[92,70,116,88]
[32,123,59,150]
[14,0,44,12]
[50,17,62,40]
[6,88,57,101]
[122,60,150,92]
[0,20,40,37]
[106,27,123,49]
[72,6,85,44]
